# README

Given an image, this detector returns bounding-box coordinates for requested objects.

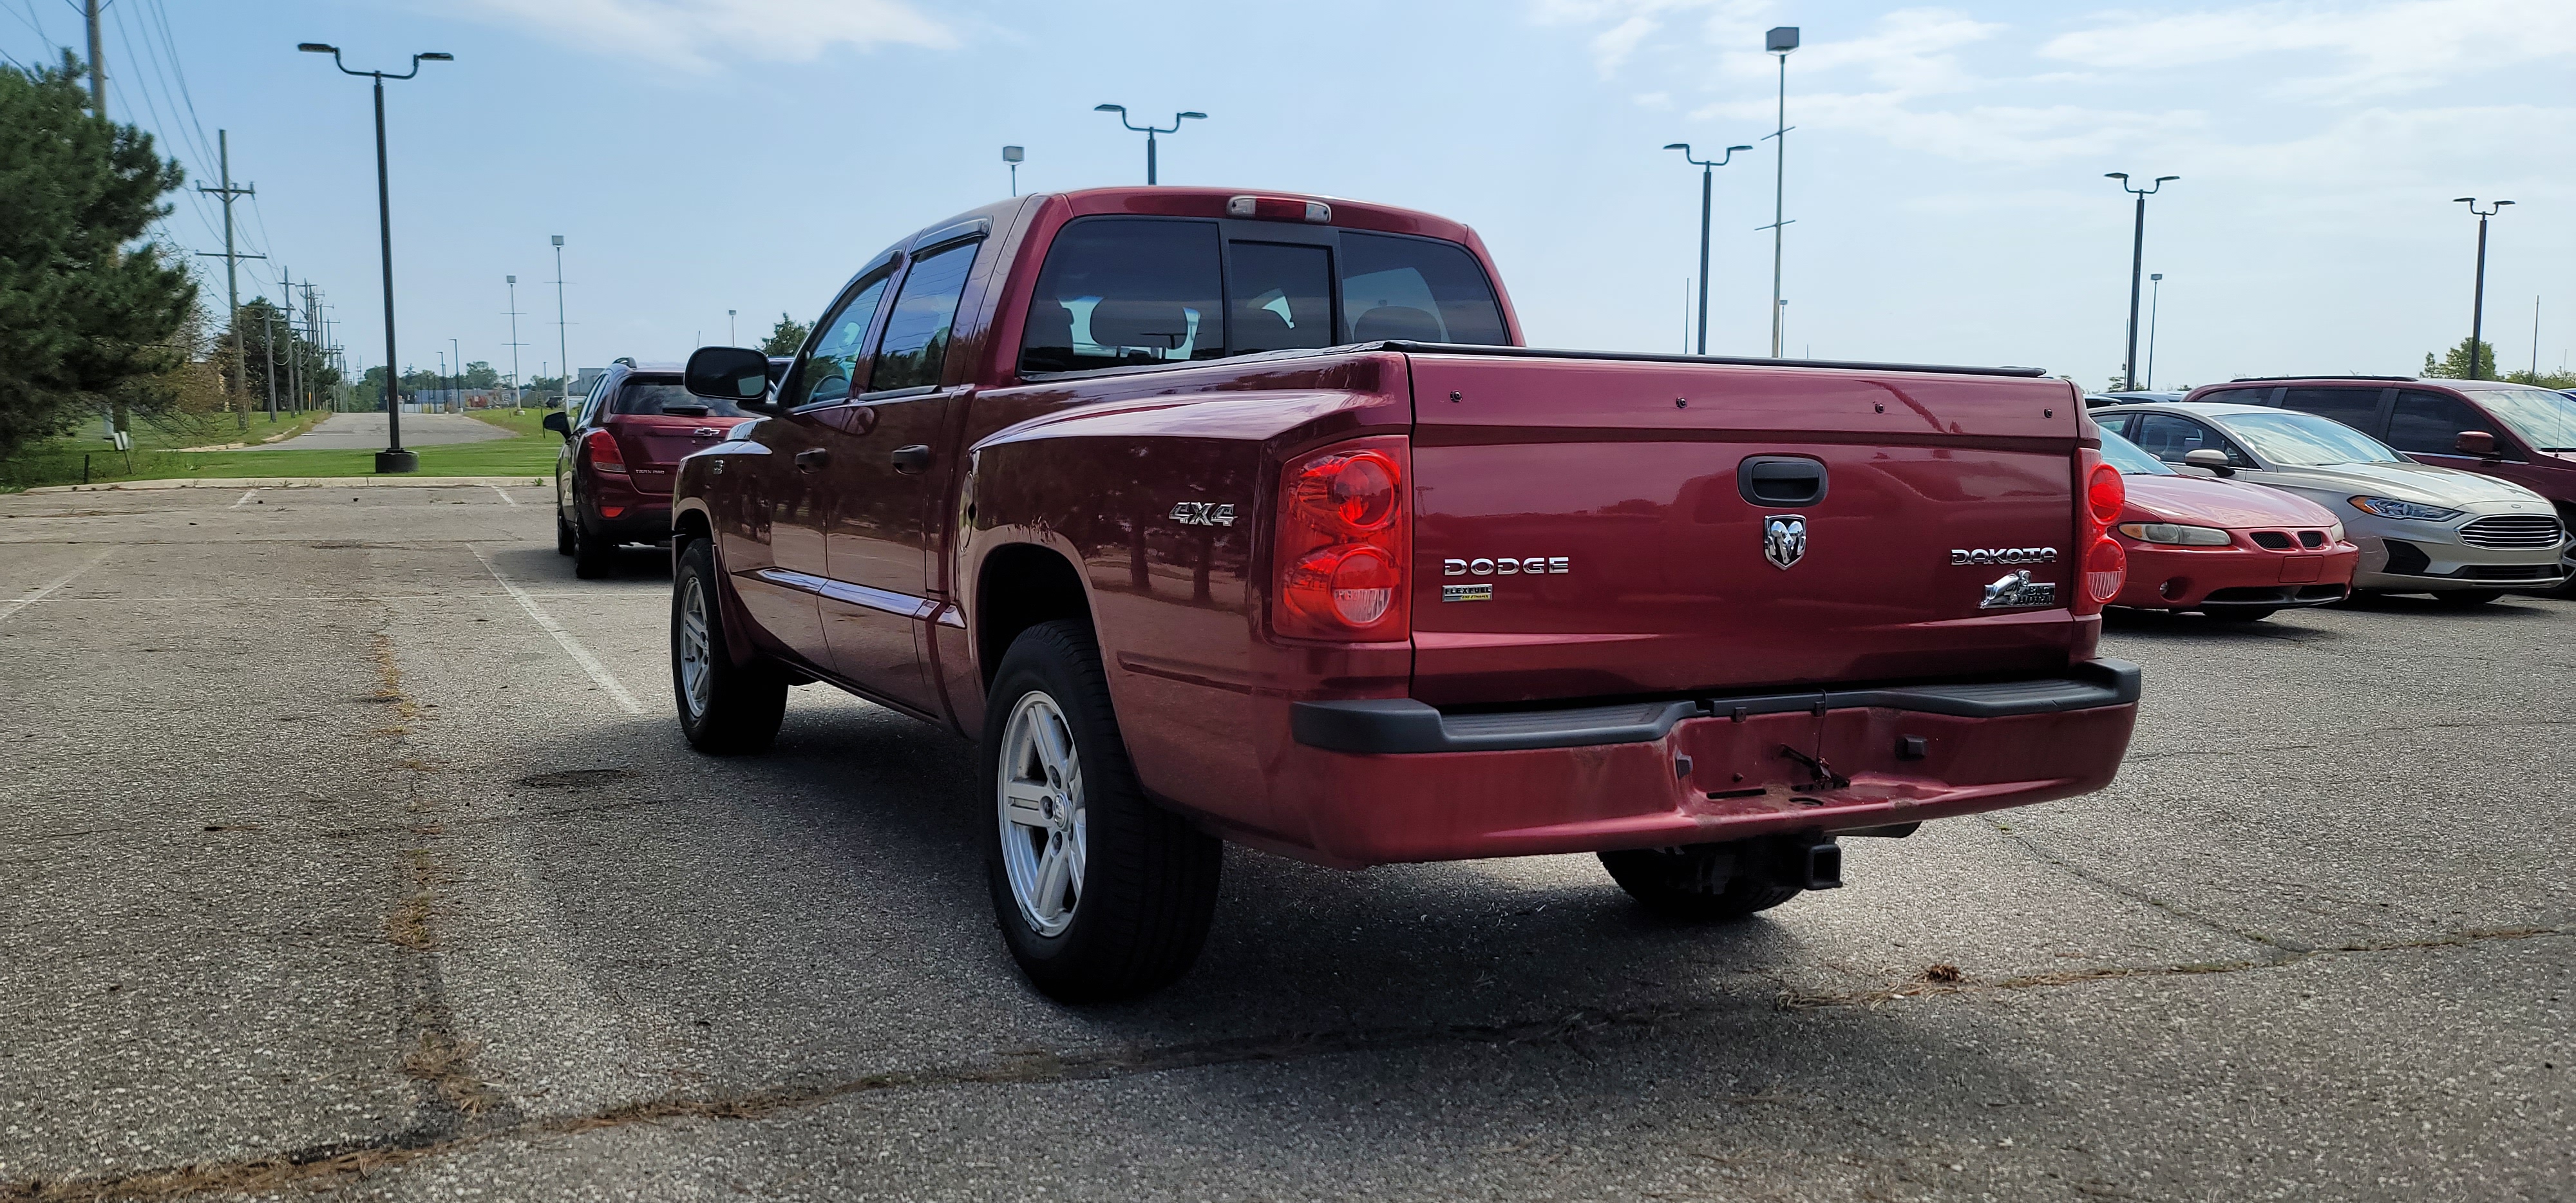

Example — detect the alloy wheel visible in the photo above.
[997,691,1086,937]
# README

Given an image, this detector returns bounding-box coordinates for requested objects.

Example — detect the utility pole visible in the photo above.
[261,300,279,420]
[197,131,263,432]
[1763,27,1799,358]
[551,235,569,404]
[84,0,104,115]
[504,275,527,403]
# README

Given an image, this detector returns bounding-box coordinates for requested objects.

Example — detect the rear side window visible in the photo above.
[614,377,748,417]
[1021,219,1224,374]
[872,240,981,393]
[2194,387,2275,407]
[1340,232,1507,345]
[2278,387,2382,432]
[2387,390,2490,455]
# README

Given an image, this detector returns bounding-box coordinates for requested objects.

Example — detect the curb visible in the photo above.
[28,476,549,494]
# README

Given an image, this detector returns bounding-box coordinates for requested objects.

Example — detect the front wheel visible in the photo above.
[982,620,1220,1002]
[671,538,787,754]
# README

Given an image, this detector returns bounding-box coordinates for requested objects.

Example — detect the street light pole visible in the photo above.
[1763,26,1798,359]
[552,235,569,403]
[1003,145,1024,196]
[1662,142,1753,355]
[2454,198,2513,380]
[2106,172,2178,392]
[1094,105,1205,185]
[2146,273,2163,391]
[301,43,452,473]
[450,337,461,412]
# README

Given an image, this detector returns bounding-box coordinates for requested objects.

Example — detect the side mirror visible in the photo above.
[2181,448,2235,476]
[542,410,571,439]
[2454,430,2500,458]
[686,346,777,410]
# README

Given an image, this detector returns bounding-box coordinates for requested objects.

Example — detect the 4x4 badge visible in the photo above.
[1763,515,1808,569]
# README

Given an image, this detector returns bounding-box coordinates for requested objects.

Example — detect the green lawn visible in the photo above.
[1,407,565,489]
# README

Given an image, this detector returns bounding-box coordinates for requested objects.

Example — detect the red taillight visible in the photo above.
[582,429,627,474]
[1273,437,1409,641]
[2086,462,2125,526]
[2085,536,2127,603]
[2072,448,2126,614]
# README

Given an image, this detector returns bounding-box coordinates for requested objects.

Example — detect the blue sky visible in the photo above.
[8,0,2571,389]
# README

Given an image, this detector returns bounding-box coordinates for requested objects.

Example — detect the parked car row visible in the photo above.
[529,185,2564,1002]
[2083,379,2574,609]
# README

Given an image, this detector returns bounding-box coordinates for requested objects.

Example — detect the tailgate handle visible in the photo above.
[1738,456,1828,506]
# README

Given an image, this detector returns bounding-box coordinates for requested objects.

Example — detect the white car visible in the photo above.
[2094,402,2570,604]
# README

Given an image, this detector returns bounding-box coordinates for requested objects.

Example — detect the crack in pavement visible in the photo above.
[1982,818,2310,955]
[5,923,2561,1203]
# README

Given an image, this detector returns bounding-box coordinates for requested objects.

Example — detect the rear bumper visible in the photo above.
[1270,660,2140,865]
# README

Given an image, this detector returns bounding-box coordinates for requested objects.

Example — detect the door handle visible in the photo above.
[890,444,931,475]
[794,448,829,473]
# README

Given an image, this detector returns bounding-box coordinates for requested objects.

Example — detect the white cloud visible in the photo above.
[445,0,954,71]
[2041,0,2576,100]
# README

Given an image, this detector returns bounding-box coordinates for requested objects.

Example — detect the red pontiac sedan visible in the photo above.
[2098,428,2358,621]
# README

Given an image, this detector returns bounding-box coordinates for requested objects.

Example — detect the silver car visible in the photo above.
[2096,402,2570,603]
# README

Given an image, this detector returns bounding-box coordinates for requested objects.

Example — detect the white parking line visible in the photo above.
[230,489,260,509]
[486,484,517,507]
[0,547,116,625]
[467,544,646,715]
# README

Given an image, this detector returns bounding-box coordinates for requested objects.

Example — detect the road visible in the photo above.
[243,413,518,451]
[1,483,2568,1202]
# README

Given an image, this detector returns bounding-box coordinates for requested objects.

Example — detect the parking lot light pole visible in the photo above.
[1763,26,1798,358]
[2107,172,2177,392]
[2454,198,2513,380]
[1003,145,1024,196]
[1094,105,1204,185]
[2146,273,2163,390]
[301,43,452,473]
[1663,142,1754,356]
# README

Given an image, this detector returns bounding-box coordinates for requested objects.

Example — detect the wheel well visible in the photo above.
[674,508,711,547]
[977,544,1090,686]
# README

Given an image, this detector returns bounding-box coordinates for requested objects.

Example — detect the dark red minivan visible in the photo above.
[545,360,751,578]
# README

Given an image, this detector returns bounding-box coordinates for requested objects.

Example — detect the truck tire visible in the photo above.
[571,513,614,580]
[671,538,787,754]
[982,619,1220,1001]
[1599,844,1802,920]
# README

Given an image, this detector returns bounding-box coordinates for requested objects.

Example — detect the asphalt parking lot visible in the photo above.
[1,482,2568,1202]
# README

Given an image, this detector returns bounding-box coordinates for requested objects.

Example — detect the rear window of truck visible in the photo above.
[1019,218,1507,376]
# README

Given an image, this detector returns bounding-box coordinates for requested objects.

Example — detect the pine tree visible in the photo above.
[0,54,198,460]
[761,312,810,357]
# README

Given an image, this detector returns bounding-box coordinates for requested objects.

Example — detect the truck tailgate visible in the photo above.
[1408,353,2085,707]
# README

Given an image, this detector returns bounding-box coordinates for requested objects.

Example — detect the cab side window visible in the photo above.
[791,271,895,408]
[2387,390,2498,457]
[871,240,981,393]
[2278,387,2383,435]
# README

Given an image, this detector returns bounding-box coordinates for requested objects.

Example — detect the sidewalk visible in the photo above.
[31,476,547,493]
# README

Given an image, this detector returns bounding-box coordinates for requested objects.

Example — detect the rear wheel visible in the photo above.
[2428,589,2503,607]
[2202,607,2276,623]
[983,620,1220,1002]
[1600,844,1802,921]
[554,513,575,556]
[571,511,615,579]
[671,538,787,754]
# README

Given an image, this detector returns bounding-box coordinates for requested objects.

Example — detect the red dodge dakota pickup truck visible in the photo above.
[671,187,2141,1001]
